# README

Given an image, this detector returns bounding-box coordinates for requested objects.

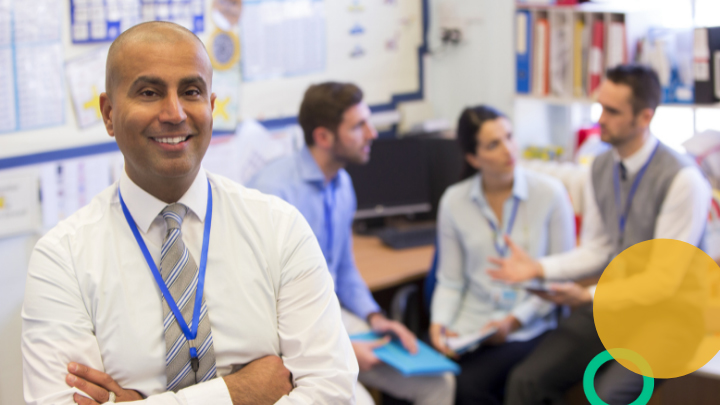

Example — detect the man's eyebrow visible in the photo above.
[130,76,167,89]
[602,104,620,114]
[179,75,208,89]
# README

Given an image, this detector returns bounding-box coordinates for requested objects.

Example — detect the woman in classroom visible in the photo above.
[428,105,576,405]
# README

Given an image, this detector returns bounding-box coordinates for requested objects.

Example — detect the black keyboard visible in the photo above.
[376,225,437,249]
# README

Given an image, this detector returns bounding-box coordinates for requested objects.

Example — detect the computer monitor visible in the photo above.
[346,138,431,219]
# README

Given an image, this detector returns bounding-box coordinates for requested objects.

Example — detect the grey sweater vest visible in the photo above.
[591,141,703,260]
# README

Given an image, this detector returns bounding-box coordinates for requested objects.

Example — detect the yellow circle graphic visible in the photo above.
[594,239,720,379]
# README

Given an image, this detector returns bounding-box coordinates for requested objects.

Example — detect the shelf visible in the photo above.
[515,2,652,14]
[515,94,720,109]
[515,94,595,105]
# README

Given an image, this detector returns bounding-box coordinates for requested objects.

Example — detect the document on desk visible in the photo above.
[350,332,460,376]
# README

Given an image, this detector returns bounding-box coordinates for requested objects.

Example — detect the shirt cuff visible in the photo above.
[587,284,597,300]
[511,301,538,326]
[539,256,564,281]
[355,302,382,322]
[181,377,233,405]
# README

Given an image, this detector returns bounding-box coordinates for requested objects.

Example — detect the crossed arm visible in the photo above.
[66,356,292,405]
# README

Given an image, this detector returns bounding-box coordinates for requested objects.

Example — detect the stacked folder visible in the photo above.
[694,27,720,104]
[516,7,628,99]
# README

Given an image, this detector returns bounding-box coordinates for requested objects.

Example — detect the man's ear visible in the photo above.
[637,108,654,130]
[99,93,114,137]
[312,127,335,149]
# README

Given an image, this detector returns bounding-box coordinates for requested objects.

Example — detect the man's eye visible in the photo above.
[186,89,201,96]
[140,90,156,97]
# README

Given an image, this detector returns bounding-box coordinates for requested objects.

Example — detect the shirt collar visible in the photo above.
[612,135,658,176]
[118,167,208,233]
[470,165,529,205]
[297,146,339,188]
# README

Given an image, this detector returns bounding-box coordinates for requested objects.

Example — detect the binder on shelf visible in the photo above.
[516,9,533,94]
[588,16,605,96]
[606,19,627,70]
[695,27,720,104]
[694,28,712,103]
[573,14,587,97]
[533,14,550,96]
[550,9,574,97]
[714,50,720,100]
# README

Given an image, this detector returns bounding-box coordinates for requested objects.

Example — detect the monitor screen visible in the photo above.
[345,138,431,219]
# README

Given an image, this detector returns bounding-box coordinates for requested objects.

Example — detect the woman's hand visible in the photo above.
[482,315,521,346]
[430,323,458,358]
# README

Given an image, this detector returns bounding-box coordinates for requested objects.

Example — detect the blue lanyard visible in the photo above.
[323,181,335,265]
[613,143,659,236]
[118,180,213,361]
[486,196,520,257]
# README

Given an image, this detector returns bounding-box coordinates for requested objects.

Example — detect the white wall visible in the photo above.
[425,0,515,126]
[0,233,38,405]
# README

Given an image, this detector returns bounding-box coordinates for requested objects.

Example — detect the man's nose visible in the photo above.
[159,93,187,124]
[365,122,378,140]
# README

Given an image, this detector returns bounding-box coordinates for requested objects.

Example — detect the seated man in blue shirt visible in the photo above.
[249,82,455,405]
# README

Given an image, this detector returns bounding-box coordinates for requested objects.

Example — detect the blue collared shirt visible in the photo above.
[248,147,381,320]
[431,166,576,341]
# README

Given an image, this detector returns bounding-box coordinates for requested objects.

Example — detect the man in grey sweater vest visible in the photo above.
[488,65,711,404]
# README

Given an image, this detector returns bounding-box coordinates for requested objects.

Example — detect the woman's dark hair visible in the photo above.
[457,105,507,180]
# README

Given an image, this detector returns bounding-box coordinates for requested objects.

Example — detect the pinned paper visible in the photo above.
[66,47,109,128]
[0,171,41,238]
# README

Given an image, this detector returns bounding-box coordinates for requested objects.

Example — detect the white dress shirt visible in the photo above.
[539,136,711,291]
[22,168,358,405]
[431,167,576,341]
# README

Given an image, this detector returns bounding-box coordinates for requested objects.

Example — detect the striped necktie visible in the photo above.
[160,203,217,391]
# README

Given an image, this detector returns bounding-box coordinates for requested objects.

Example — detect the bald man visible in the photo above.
[21,22,358,405]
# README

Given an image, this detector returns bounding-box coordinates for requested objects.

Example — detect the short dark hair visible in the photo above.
[456,105,507,180]
[298,82,363,146]
[605,64,661,115]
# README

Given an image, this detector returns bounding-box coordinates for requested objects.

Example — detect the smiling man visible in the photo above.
[21,22,357,405]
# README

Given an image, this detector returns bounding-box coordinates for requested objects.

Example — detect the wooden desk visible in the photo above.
[353,234,435,291]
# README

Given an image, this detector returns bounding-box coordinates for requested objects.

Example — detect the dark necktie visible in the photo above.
[619,162,628,181]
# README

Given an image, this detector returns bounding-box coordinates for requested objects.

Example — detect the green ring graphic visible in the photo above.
[583,349,655,405]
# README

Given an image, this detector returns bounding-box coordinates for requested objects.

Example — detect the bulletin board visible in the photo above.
[0,0,428,170]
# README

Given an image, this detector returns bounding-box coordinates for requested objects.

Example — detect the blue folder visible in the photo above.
[350,332,460,376]
[516,9,532,93]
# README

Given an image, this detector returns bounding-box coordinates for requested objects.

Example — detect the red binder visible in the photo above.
[533,17,550,95]
[588,18,605,96]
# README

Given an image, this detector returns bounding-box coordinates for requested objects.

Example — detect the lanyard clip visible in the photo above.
[189,344,199,373]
